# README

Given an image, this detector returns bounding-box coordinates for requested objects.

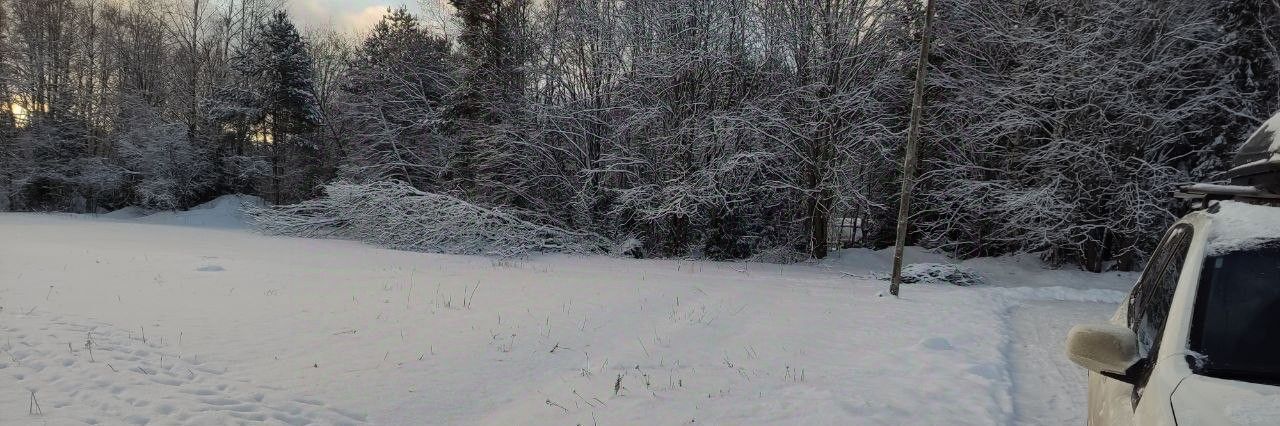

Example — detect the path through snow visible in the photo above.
[1008,300,1119,425]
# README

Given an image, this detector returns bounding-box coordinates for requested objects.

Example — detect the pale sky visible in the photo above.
[287,0,448,35]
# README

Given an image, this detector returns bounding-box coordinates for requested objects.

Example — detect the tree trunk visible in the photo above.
[808,191,830,259]
[1081,234,1104,273]
[668,214,688,256]
[890,0,937,297]
[271,124,283,205]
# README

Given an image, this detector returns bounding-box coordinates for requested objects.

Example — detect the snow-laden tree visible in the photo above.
[919,0,1230,271]
[519,0,627,230]
[1195,0,1280,181]
[210,10,322,204]
[748,0,910,258]
[1,0,1274,268]
[446,0,538,205]
[1,0,299,211]
[248,180,613,257]
[0,1,14,210]
[113,101,213,210]
[573,0,908,259]
[5,117,123,212]
[338,7,456,190]
[592,0,771,256]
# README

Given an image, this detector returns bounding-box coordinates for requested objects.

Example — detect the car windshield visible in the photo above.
[1192,243,1280,384]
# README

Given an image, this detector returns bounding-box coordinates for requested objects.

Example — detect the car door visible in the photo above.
[1089,224,1192,426]
[1130,224,1193,424]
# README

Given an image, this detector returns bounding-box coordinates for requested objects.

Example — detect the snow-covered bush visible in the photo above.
[247,181,614,257]
[113,103,212,210]
[897,264,986,287]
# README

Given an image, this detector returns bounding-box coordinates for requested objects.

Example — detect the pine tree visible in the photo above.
[211,11,322,204]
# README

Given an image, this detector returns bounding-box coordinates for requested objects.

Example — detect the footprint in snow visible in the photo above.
[4,313,368,425]
[918,337,953,351]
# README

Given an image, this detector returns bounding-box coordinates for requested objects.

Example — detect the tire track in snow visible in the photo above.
[1007,300,1118,425]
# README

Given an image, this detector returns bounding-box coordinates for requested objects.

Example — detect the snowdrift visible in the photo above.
[101,194,264,229]
[100,205,147,219]
[246,181,613,257]
[819,246,953,272]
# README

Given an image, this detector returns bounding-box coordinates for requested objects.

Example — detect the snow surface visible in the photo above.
[1007,301,1117,425]
[0,211,1136,425]
[1226,395,1280,425]
[1207,200,1280,255]
[97,195,265,230]
[101,206,147,220]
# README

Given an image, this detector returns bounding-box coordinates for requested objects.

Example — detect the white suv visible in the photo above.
[1067,113,1280,425]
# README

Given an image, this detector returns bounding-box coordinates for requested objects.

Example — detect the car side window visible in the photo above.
[1128,225,1192,357]
[1127,229,1170,332]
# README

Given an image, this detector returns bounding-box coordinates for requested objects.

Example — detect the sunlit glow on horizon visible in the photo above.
[7,101,29,129]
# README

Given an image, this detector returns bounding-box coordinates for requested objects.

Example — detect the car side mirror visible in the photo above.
[1065,324,1142,384]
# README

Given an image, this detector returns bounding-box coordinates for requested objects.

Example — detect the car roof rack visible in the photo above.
[1181,109,1280,210]
[1176,183,1280,210]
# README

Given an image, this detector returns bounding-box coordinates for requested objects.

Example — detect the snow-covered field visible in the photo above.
[0,201,1137,425]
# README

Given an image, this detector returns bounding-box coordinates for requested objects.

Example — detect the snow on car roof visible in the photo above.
[1207,200,1280,256]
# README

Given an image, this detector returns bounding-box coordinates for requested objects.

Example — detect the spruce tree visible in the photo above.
[212,11,322,204]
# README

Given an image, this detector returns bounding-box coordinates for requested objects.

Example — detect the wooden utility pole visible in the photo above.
[890,0,937,297]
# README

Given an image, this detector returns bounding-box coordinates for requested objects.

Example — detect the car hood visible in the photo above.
[1172,374,1280,425]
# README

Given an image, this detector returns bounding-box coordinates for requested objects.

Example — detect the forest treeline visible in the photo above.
[0,0,1276,270]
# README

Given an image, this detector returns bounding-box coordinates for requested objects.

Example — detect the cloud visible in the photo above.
[344,5,391,33]
[287,1,414,34]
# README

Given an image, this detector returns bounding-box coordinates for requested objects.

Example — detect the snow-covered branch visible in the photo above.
[247,180,614,257]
